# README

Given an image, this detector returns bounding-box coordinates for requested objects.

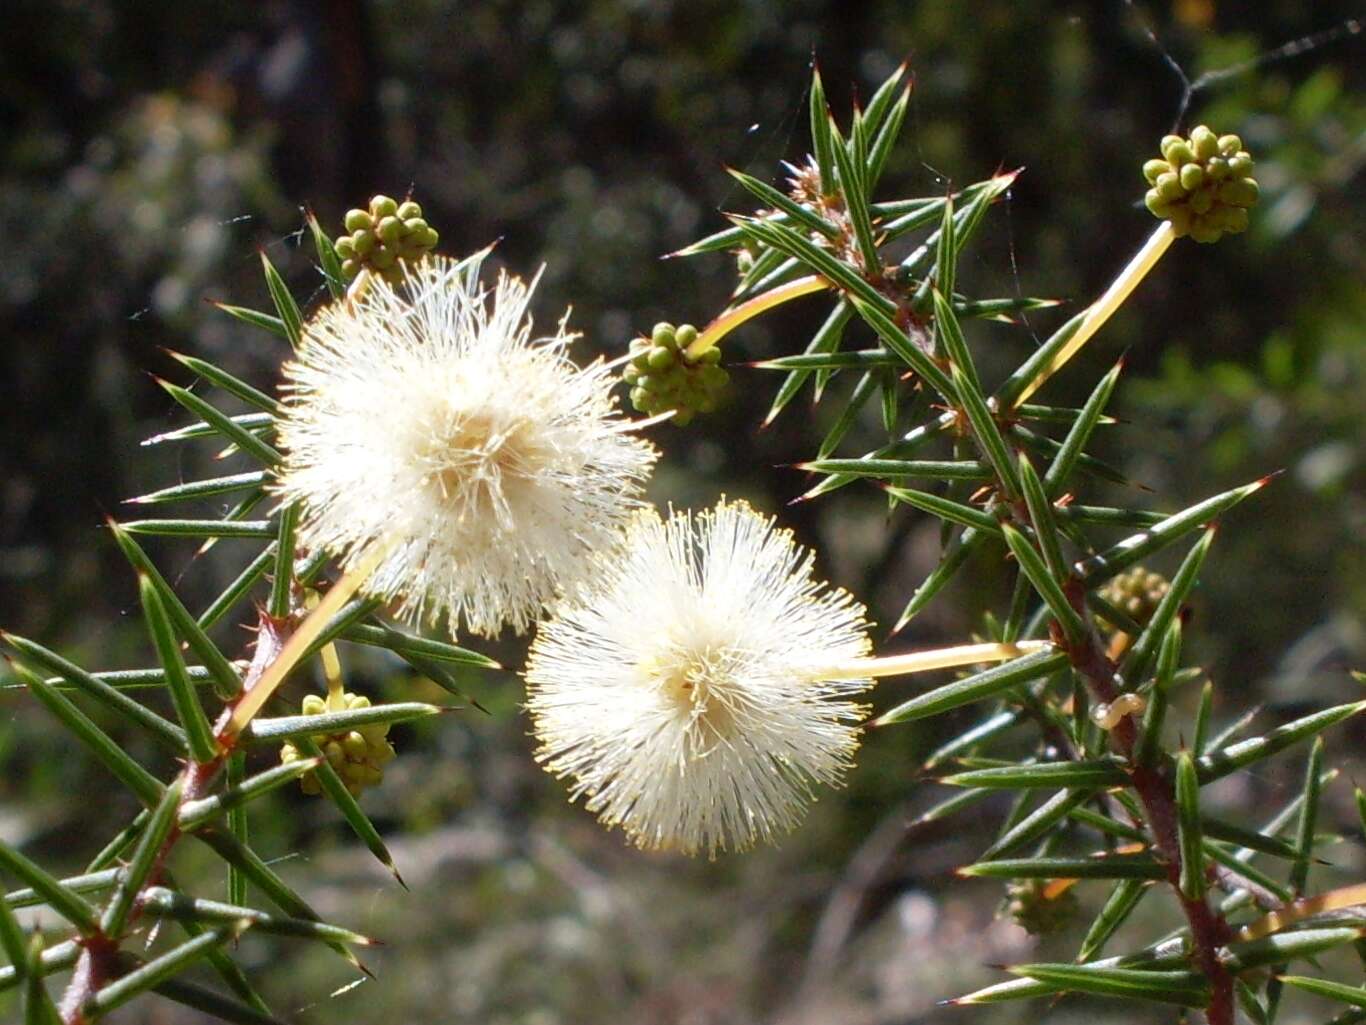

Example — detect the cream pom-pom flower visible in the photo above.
[524,499,873,856]
[273,253,659,637]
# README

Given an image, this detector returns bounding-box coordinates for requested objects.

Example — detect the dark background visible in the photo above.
[1,2,1362,1023]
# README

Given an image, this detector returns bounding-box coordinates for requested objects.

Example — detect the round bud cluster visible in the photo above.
[1096,566,1170,634]
[279,691,396,797]
[1143,126,1258,243]
[623,322,728,426]
[1003,878,1078,936]
[334,195,440,285]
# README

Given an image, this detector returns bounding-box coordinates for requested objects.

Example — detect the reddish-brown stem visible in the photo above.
[57,612,292,1024]
[1062,581,1234,1025]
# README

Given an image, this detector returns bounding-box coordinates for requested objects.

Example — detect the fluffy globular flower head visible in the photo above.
[274,253,659,637]
[525,499,872,857]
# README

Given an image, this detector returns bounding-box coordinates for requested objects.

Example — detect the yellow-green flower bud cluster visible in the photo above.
[1097,566,1170,634]
[1143,126,1258,243]
[334,195,440,285]
[624,322,728,426]
[279,691,396,797]
[1004,878,1078,936]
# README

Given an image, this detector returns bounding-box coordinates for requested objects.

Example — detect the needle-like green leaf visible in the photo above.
[961,853,1166,881]
[259,250,302,349]
[126,471,269,506]
[139,575,219,764]
[164,351,279,414]
[1001,523,1084,644]
[307,209,346,300]
[244,702,442,743]
[141,887,373,945]
[1077,477,1271,585]
[1122,528,1214,684]
[877,649,1068,725]
[155,379,281,465]
[100,780,182,938]
[11,662,164,805]
[0,633,186,752]
[885,486,1002,534]
[179,758,322,831]
[1276,975,1366,1010]
[1198,702,1365,783]
[109,519,246,700]
[725,167,840,239]
[211,302,289,341]
[83,925,244,1018]
[1175,752,1205,902]
[1006,963,1209,1007]
[1044,356,1125,497]
[943,758,1127,789]
[1078,879,1150,963]
[0,840,99,935]
[980,787,1094,860]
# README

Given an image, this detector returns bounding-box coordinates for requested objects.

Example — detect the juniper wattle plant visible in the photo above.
[1,60,1362,1025]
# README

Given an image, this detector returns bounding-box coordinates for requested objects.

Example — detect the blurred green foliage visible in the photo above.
[0,2,1361,1023]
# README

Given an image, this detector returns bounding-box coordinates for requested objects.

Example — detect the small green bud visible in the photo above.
[371,247,397,270]
[651,322,675,347]
[396,200,423,220]
[342,732,368,758]
[697,346,722,366]
[1190,124,1218,161]
[341,258,360,278]
[377,216,403,244]
[629,387,648,408]
[334,235,356,258]
[301,694,326,716]
[324,740,345,768]
[1178,163,1205,191]
[370,194,399,218]
[700,365,728,390]
[1142,159,1170,185]
[344,208,373,232]
[1142,128,1257,238]
[647,346,675,370]
[419,226,439,248]
[1155,172,1184,202]
[672,408,694,426]
[1220,206,1249,234]
[1165,141,1195,167]
[352,231,376,256]
[623,364,641,384]
[673,324,698,349]
[1189,219,1222,244]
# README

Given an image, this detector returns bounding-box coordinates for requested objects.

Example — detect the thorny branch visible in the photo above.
[57,613,293,1024]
